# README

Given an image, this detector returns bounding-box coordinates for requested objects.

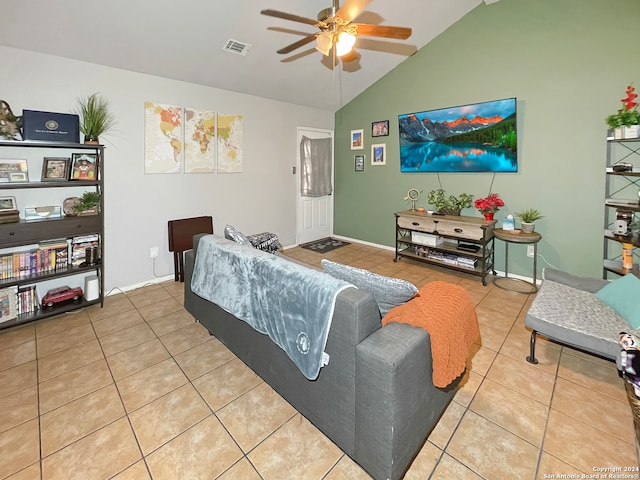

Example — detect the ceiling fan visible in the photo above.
[261,0,412,59]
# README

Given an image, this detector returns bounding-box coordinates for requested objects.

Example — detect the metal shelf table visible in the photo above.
[493,228,542,294]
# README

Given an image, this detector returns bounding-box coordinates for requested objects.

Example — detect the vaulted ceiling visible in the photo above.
[0,0,486,111]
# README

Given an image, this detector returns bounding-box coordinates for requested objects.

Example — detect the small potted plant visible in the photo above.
[474,193,505,220]
[605,84,640,139]
[76,191,100,215]
[74,92,118,144]
[515,208,543,233]
[426,189,473,216]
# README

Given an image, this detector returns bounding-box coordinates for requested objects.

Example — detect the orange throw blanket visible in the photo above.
[382,281,480,388]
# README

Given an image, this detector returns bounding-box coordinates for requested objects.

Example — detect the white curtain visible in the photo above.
[300,135,332,197]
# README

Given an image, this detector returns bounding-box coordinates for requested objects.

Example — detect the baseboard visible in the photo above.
[106,274,175,297]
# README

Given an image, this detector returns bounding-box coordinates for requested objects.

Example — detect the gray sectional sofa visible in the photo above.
[184,234,458,480]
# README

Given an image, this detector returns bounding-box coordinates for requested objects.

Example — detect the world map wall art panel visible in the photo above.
[144,102,183,174]
[216,113,244,173]
[144,102,244,174]
[184,108,216,173]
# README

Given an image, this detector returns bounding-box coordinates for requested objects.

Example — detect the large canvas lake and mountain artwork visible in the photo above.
[398,98,517,173]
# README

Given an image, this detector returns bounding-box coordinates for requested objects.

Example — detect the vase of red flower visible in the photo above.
[474,193,504,220]
[606,85,640,139]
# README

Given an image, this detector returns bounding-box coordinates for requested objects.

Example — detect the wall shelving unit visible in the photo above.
[603,136,640,278]
[0,140,104,330]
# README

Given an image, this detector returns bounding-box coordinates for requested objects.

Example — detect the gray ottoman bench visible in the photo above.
[525,268,640,363]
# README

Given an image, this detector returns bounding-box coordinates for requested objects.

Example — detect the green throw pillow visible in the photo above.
[595,274,640,328]
[321,259,418,316]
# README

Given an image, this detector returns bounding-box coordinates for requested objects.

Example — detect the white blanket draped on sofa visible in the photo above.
[191,235,351,380]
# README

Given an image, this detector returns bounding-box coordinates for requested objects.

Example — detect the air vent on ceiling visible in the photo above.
[223,39,252,56]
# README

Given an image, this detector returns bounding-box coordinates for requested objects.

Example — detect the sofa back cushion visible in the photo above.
[223,224,253,246]
[321,259,418,316]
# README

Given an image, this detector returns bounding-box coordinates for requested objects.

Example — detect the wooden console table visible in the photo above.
[394,210,496,285]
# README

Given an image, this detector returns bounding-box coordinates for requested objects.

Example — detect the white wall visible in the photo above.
[0,46,334,291]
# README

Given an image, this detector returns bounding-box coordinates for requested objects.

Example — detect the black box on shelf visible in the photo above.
[21,110,80,143]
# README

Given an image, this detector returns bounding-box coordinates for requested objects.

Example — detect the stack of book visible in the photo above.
[457,257,478,269]
[424,248,479,269]
[17,285,39,316]
[0,249,36,279]
[71,234,100,266]
[0,239,70,279]
[38,239,69,273]
[0,209,20,224]
[441,253,459,265]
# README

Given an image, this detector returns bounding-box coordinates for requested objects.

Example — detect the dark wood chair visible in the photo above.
[168,216,213,282]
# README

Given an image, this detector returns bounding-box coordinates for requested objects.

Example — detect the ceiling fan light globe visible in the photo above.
[335,31,356,56]
[315,32,333,56]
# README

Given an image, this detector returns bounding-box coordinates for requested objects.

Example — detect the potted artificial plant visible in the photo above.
[76,191,100,215]
[74,92,117,144]
[515,208,543,233]
[427,189,473,216]
[605,85,640,139]
[473,193,505,221]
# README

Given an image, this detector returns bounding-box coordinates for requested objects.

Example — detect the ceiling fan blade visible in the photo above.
[277,35,317,54]
[260,9,318,26]
[353,24,412,40]
[336,0,372,22]
[353,37,417,56]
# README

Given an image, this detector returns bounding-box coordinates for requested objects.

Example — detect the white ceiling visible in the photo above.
[0,0,484,112]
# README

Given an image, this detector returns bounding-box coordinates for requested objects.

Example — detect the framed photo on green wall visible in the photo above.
[355,155,364,172]
[350,129,363,150]
[371,144,386,166]
[372,120,389,137]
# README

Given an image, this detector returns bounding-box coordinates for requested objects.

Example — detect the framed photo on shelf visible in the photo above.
[70,153,98,181]
[372,120,389,137]
[354,155,365,172]
[41,157,71,182]
[0,159,28,183]
[371,144,386,166]
[0,196,17,211]
[0,285,18,324]
[350,129,364,150]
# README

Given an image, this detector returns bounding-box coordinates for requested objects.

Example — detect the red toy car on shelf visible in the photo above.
[42,286,83,308]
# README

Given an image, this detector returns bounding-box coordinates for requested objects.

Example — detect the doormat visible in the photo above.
[300,237,350,253]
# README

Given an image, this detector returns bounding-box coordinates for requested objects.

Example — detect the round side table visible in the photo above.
[493,228,542,294]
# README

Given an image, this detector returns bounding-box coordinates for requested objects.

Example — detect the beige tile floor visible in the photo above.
[0,242,637,479]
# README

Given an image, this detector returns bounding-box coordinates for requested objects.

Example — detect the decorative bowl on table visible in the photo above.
[35,206,55,218]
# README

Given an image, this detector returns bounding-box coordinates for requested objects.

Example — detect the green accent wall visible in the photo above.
[334,0,640,278]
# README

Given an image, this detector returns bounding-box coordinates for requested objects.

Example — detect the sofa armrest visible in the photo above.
[542,267,608,293]
[355,322,456,480]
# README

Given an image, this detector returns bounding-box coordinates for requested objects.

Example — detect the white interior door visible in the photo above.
[296,126,334,245]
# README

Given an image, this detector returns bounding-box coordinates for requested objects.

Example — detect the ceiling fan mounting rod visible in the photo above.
[317,0,339,21]
[316,1,357,36]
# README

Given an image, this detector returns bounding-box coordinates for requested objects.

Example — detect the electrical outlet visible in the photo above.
[527,245,535,258]
[150,247,159,258]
